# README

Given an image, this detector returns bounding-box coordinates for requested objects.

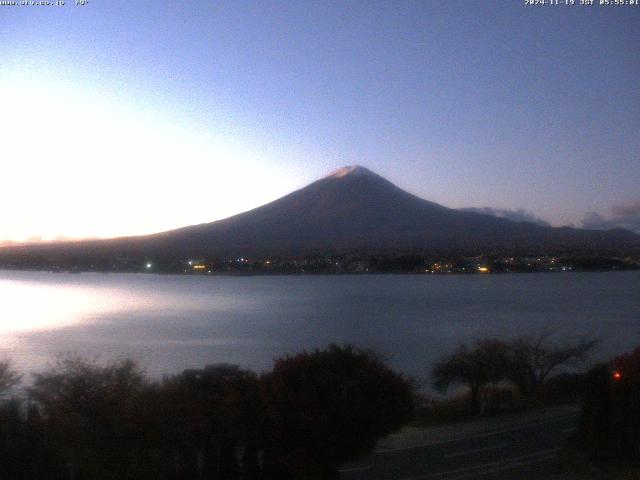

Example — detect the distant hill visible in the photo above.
[1,166,638,266]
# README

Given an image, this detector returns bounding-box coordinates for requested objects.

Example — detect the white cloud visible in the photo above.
[582,201,640,234]
[461,207,550,227]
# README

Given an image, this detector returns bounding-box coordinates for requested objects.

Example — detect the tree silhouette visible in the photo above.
[262,344,414,479]
[160,363,265,479]
[28,356,151,480]
[0,360,21,398]
[0,348,416,479]
[507,333,597,397]
[432,339,510,413]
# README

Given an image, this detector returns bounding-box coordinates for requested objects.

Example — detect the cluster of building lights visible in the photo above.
[144,258,273,273]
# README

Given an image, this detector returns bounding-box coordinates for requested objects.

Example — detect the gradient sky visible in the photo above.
[1,1,639,241]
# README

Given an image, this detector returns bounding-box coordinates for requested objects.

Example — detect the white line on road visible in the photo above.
[398,447,562,480]
[561,427,577,433]
[379,413,577,454]
[443,442,509,458]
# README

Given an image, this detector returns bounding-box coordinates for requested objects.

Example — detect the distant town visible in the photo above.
[2,252,638,275]
[2,166,638,277]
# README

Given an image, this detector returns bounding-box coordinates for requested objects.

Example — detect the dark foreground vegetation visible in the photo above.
[430,333,597,414]
[579,345,640,466]
[426,336,639,470]
[1,337,637,479]
[0,345,413,480]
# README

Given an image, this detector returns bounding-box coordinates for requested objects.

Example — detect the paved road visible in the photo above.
[340,410,580,480]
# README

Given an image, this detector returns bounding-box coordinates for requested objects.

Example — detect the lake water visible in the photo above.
[1,270,638,386]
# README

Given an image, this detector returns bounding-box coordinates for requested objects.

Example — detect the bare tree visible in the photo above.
[0,360,21,397]
[507,332,598,397]
[432,339,510,413]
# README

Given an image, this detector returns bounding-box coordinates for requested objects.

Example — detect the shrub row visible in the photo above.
[0,345,414,480]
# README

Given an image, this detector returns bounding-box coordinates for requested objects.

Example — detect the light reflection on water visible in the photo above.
[0,270,639,383]
[0,279,104,333]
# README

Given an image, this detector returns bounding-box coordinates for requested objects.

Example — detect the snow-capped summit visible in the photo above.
[327,165,373,178]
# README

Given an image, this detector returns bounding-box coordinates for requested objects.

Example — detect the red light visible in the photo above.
[613,371,622,381]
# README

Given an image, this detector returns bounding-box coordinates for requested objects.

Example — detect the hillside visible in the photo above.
[1,166,638,267]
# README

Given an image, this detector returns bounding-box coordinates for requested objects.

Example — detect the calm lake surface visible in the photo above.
[1,270,639,384]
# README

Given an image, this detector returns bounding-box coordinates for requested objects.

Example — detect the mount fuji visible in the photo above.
[1,166,638,263]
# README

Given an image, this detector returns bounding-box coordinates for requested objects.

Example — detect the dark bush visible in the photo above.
[28,356,154,480]
[0,346,414,480]
[158,364,266,479]
[411,395,475,426]
[262,344,414,479]
[0,360,21,397]
[578,346,640,465]
[536,372,588,405]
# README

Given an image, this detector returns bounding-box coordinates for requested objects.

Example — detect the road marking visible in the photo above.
[443,442,509,458]
[379,412,578,454]
[398,447,562,480]
[561,427,577,433]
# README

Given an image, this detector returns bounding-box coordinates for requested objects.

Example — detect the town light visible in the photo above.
[612,371,622,381]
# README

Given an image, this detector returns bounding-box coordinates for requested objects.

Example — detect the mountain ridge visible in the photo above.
[1,166,638,264]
